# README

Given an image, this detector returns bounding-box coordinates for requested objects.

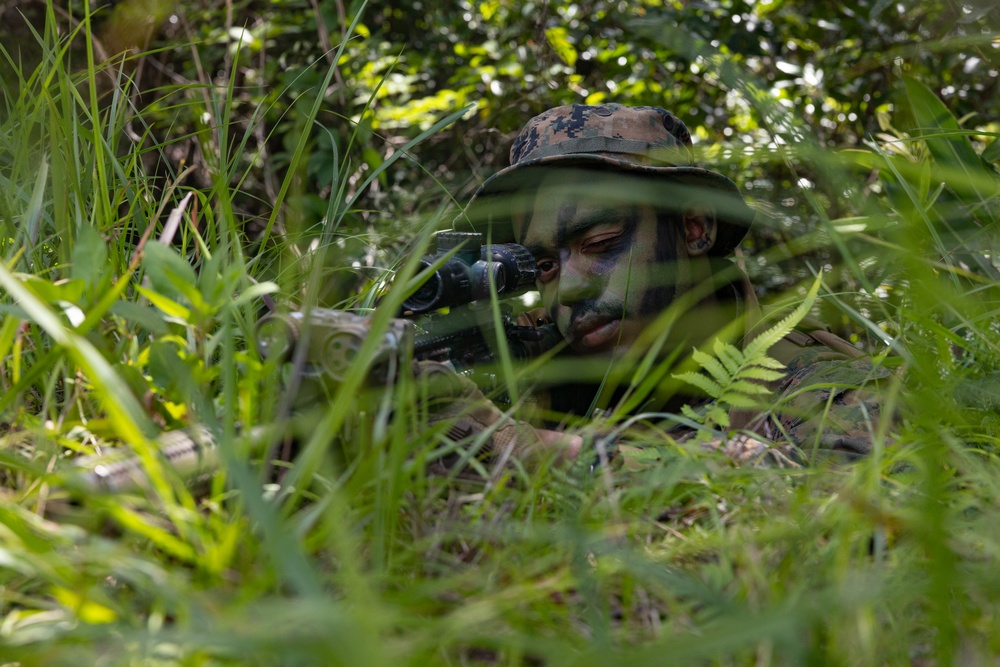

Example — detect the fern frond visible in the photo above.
[714,339,743,375]
[692,348,733,385]
[670,273,824,431]
[743,274,823,360]
[725,379,774,396]
[738,367,788,382]
[673,371,723,397]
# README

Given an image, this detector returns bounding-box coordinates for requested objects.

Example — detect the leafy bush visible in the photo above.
[1,1,1000,665]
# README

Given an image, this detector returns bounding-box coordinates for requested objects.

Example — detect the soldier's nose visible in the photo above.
[557,261,599,305]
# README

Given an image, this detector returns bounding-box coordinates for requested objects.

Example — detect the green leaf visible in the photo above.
[21,275,85,305]
[23,156,48,247]
[545,27,577,67]
[197,251,224,309]
[148,338,196,397]
[70,225,109,291]
[142,242,201,305]
[109,301,170,336]
[707,406,730,429]
[749,356,787,370]
[714,339,743,375]
[0,315,20,366]
[725,379,773,396]
[137,285,192,322]
[738,366,788,382]
[680,403,702,423]
[982,138,1000,164]
[672,371,723,398]
[903,74,995,202]
[232,281,280,309]
[52,587,117,624]
[692,347,733,385]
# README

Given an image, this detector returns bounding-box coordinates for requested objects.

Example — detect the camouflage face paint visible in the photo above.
[516,169,689,355]
[639,212,681,317]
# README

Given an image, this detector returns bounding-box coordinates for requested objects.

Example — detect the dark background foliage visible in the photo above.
[2,3,1000,663]
[0,0,1000,340]
[5,0,996,295]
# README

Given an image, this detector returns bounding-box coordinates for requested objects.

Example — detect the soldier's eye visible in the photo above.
[536,259,559,284]
[583,233,622,253]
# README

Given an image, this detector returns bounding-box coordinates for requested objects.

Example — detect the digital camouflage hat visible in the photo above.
[461,103,755,256]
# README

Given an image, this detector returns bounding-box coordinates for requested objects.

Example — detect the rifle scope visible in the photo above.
[402,232,538,315]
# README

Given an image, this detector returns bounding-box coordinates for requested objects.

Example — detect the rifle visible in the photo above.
[69,232,558,494]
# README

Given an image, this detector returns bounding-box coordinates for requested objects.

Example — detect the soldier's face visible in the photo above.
[514,170,683,355]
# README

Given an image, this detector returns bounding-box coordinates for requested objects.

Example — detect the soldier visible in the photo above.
[426,103,893,468]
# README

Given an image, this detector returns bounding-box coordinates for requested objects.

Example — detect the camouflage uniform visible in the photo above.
[454,103,894,466]
[751,326,894,461]
[513,308,894,467]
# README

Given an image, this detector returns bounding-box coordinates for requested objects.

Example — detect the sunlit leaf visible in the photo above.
[545,26,577,67]
[142,242,201,305]
[137,285,192,322]
[982,138,1000,163]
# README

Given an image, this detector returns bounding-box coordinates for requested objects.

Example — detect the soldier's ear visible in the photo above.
[681,204,717,256]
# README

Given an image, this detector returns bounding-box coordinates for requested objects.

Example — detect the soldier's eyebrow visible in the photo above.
[556,209,628,247]
[521,207,631,257]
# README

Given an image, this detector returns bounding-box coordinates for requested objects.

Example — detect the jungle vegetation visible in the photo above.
[1,1,999,664]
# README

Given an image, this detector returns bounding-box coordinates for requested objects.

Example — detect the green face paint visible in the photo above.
[515,170,685,356]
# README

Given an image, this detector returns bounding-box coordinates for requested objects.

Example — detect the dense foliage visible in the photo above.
[1,1,999,664]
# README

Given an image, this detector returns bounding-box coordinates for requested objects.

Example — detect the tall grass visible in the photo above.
[2,5,1000,667]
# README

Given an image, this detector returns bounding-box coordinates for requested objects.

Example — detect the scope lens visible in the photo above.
[403,272,443,313]
[492,262,507,293]
[402,257,473,314]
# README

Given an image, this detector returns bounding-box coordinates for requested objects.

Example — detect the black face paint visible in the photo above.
[524,171,680,353]
[555,202,579,245]
[637,210,681,317]
[562,207,642,330]
[592,206,639,274]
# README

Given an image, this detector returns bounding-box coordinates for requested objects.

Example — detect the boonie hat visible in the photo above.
[460,103,755,256]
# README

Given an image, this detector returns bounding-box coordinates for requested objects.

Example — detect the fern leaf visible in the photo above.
[744,274,823,360]
[748,356,787,370]
[725,379,773,396]
[672,371,723,397]
[692,348,733,385]
[738,366,788,382]
[680,403,702,422]
[707,406,730,429]
[673,275,823,430]
[714,339,743,375]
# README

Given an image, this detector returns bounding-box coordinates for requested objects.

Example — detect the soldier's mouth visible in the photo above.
[571,316,621,350]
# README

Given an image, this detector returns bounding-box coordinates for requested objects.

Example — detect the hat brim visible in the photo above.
[458,154,755,256]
